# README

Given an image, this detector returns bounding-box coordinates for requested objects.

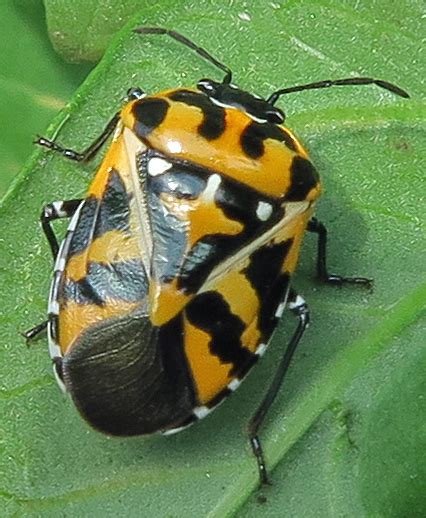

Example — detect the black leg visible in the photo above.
[41,199,83,259]
[247,289,310,485]
[22,320,48,344]
[307,217,373,288]
[36,112,120,162]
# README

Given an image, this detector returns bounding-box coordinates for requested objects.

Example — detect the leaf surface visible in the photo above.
[1,2,425,516]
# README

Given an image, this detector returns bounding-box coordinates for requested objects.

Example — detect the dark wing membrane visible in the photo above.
[62,306,197,435]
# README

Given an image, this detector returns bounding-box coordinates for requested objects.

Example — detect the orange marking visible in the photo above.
[59,300,139,354]
[306,182,322,201]
[65,230,141,282]
[123,90,303,198]
[148,279,191,327]
[87,125,132,198]
[241,318,262,353]
[184,316,233,405]
[213,269,257,320]
[279,208,313,273]
[159,191,243,248]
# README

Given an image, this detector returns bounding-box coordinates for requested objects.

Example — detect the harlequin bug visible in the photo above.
[25,27,409,485]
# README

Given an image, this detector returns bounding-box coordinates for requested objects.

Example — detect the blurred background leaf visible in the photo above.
[0,1,425,516]
[0,0,92,197]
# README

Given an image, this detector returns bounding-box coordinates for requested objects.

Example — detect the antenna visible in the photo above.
[134,26,233,84]
[267,77,410,104]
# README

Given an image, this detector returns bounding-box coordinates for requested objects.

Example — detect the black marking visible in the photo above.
[48,313,59,342]
[174,162,283,294]
[141,150,207,200]
[166,414,198,431]
[186,291,256,376]
[66,197,98,258]
[244,241,293,339]
[61,259,148,306]
[206,387,232,409]
[240,121,297,159]
[215,174,283,232]
[64,196,99,256]
[66,169,131,259]
[137,152,192,284]
[133,97,169,138]
[285,156,319,201]
[178,234,244,294]
[168,90,226,140]
[197,79,285,123]
[63,309,196,435]
[93,169,131,239]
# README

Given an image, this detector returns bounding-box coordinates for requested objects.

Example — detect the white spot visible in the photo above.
[288,294,306,310]
[247,113,268,124]
[167,140,183,153]
[275,302,286,318]
[56,257,66,272]
[48,333,62,359]
[162,425,188,436]
[147,157,172,176]
[209,98,268,124]
[256,201,273,221]
[209,97,233,110]
[238,12,251,21]
[203,174,222,202]
[193,406,211,419]
[52,201,67,217]
[48,300,59,315]
[228,378,241,391]
[255,343,268,356]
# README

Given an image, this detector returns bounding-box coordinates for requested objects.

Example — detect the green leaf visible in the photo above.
[1,2,425,516]
[0,0,92,197]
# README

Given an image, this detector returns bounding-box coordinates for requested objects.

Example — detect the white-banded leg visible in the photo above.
[247,288,310,485]
[35,112,120,163]
[35,87,145,163]
[23,199,82,343]
[41,199,83,259]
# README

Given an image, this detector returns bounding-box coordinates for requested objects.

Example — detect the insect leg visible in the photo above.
[307,217,373,287]
[247,289,310,485]
[35,112,120,162]
[41,199,83,259]
[23,199,82,343]
[22,320,48,343]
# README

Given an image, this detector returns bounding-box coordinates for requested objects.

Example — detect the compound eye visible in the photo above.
[127,87,146,100]
[266,109,285,124]
[197,78,216,93]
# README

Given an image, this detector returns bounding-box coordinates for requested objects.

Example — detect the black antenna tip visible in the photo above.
[375,80,410,99]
